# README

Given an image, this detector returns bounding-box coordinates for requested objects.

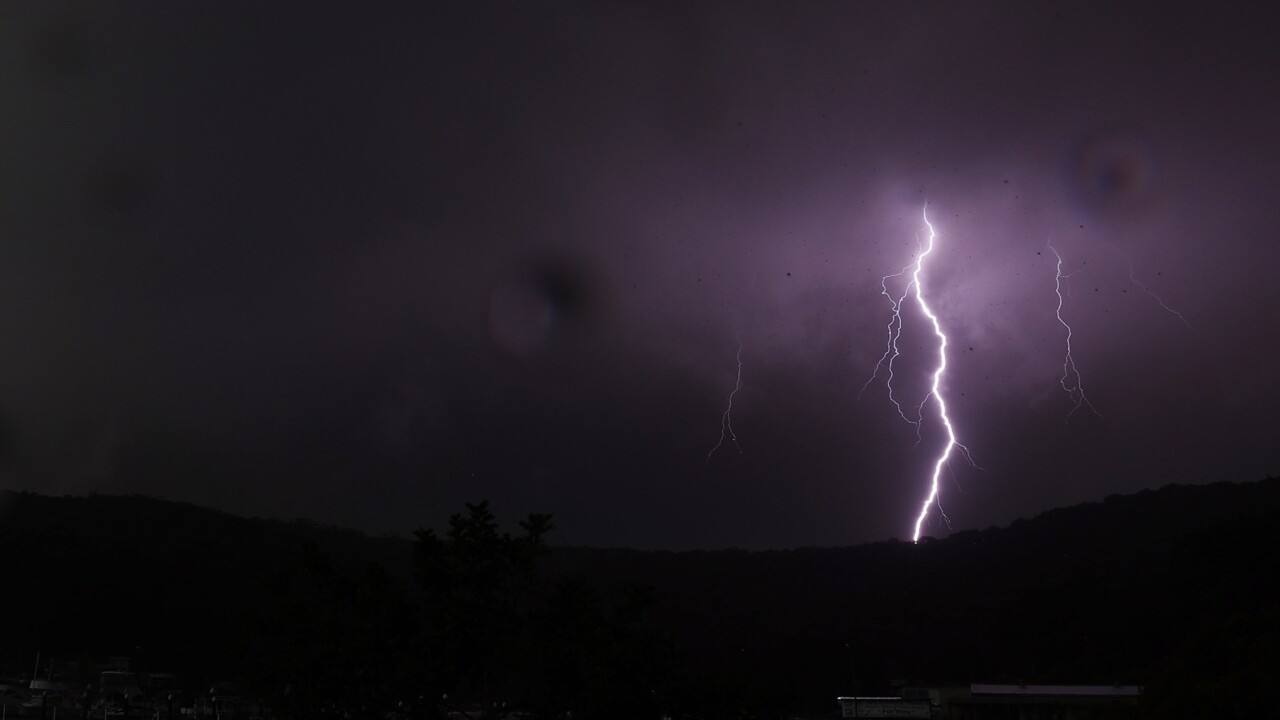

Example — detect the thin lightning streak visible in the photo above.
[936,502,953,531]
[1048,241,1101,422]
[859,261,921,429]
[707,336,744,462]
[1124,256,1193,329]
[910,206,962,543]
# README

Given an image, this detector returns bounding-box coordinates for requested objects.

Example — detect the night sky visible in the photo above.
[2,3,1277,549]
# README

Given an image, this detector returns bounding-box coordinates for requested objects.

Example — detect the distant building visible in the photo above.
[945,684,1141,719]
[837,696,932,718]
[840,685,1142,719]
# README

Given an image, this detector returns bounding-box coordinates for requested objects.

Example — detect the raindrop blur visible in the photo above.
[1067,128,1161,220]
[487,257,596,355]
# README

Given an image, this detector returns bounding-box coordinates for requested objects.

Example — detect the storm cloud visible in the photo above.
[1,2,1276,548]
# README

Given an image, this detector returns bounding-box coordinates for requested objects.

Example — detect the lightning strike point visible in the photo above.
[707,336,744,462]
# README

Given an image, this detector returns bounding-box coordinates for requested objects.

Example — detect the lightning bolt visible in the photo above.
[864,206,972,542]
[1048,241,1101,422]
[908,207,963,543]
[707,335,744,462]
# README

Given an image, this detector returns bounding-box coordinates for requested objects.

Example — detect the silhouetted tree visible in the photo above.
[249,543,422,719]
[414,501,553,711]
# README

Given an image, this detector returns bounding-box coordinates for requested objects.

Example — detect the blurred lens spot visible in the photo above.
[488,257,597,355]
[1068,128,1160,219]
[490,279,556,354]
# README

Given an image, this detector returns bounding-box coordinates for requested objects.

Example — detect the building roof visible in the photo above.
[970,685,1142,697]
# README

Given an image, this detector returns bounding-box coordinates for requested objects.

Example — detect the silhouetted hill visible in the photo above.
[540,478,1280,706]
[2,477,1277,714]
[0,492,414,676]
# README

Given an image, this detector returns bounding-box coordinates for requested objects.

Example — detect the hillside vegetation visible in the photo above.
[2,477,1277,718]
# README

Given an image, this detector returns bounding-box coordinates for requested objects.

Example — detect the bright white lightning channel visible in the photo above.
[864,206,970,542]
[707,335,744,462]
[908,208,962,543]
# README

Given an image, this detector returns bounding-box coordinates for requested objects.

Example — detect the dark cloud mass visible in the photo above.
[1,2,1277,548]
